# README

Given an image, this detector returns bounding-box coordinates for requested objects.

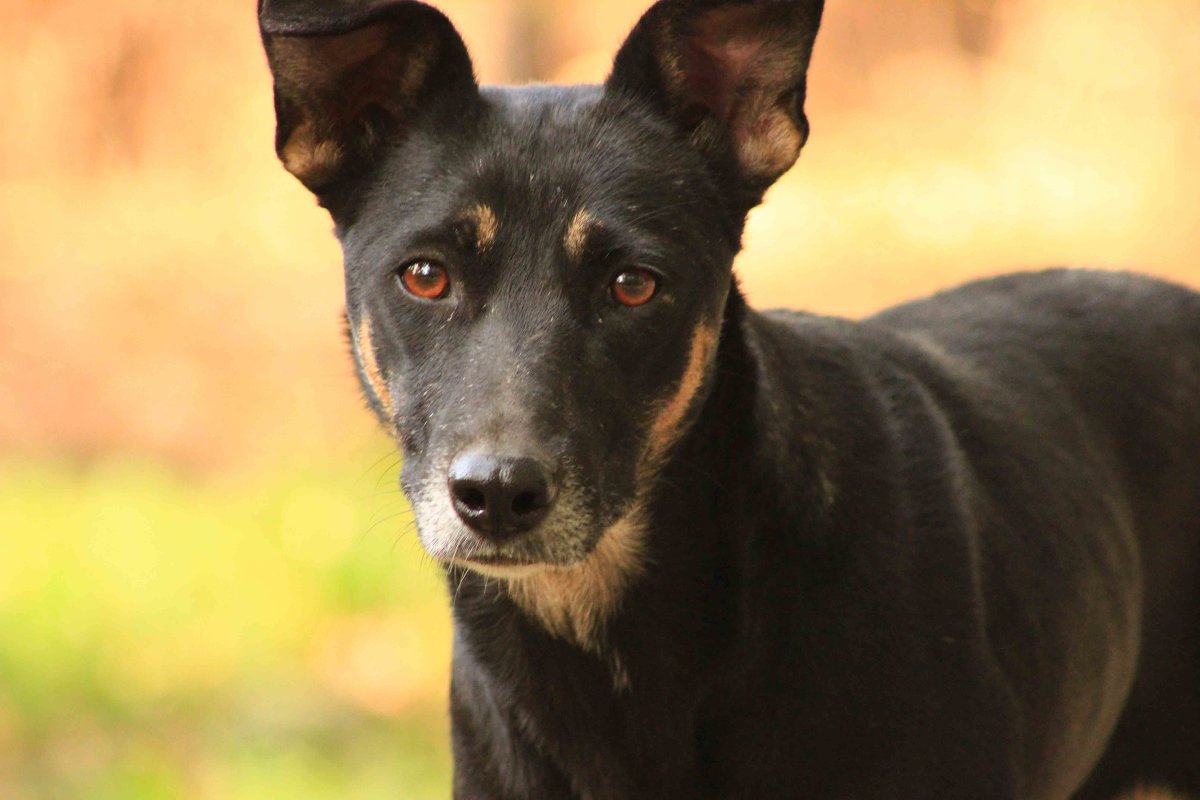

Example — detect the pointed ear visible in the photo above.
[259,0,478,196]
[607,0,824,201]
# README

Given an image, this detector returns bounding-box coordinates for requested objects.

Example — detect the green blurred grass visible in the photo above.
[0,453,453,799]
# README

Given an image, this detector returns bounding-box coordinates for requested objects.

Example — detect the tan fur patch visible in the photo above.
[355,316,392,413]
[462,203,498,252]
[668,5,810,183]
[506,509,647,652]
[280,120,344,188]
[1117,790,1190,800]
[645,320,718,464]
[503,320,719,652]
[268,25,436,191]
[563,208,596,261]
[735,107,803,181]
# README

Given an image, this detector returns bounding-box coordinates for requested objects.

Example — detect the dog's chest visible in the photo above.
[453,604,720,798]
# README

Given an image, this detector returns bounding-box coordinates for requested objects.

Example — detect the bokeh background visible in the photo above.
[1,0,1198,796]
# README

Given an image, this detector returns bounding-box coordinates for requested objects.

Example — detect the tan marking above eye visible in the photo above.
[355,315,393,413]
[563,208,596,261]
[461,203,498,251]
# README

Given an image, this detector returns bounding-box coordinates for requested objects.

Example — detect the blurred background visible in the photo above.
[1,0,1197,796]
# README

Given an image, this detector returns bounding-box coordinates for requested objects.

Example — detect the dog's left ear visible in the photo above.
[259,0,478,198]
[607,0,824,206]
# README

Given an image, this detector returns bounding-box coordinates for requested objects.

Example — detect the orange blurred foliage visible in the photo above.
[1,0,1198,469]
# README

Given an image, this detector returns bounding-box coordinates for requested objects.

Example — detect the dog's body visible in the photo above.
[259,1,1200,797]
[450,269,1200,800]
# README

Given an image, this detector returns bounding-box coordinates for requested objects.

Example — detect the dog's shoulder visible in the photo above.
[738,268,1200,512]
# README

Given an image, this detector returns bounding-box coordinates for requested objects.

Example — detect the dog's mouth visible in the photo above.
[431,523,600,579]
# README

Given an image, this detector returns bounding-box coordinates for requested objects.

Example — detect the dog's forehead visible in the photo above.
[471,84,688,218]
[454,85,713,259]
[476,83,622,172]
[480,83,604,123]
[346,83,712,272]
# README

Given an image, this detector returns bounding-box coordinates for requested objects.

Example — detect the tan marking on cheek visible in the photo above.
[645,321,718,463]
[462,203,498,251]
[506,509,647,654]
[494,322,718,655]
[355,316,392,412]
[563,208,596,261]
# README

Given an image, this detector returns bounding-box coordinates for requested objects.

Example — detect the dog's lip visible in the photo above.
[460,553,540,567]
[450,552,550,579]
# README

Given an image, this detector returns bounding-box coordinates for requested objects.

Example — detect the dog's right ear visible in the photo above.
[259,0,478,198]
[607,0,824,212]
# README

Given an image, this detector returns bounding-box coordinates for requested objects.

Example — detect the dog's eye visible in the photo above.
[611,269,658,307]
[399,260,450,300]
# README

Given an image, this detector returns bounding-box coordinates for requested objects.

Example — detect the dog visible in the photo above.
[258,1,1200,796]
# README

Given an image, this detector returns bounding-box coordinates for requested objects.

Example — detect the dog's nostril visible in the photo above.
[511,489,544,517]
[455,486,487,513]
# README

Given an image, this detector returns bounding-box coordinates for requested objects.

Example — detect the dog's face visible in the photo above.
[342,87,737,573]
[260,0,822,578]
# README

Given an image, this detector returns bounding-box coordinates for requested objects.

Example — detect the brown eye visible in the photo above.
[611,269,658,307]
[399,260,450,300]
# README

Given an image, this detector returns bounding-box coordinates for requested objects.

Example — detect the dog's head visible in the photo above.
[260,0,823,580]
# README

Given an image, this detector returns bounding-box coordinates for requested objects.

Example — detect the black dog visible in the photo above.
[258,1,1200,796]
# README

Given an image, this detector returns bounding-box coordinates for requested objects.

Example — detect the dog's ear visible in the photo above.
[259,0,478,196]
[607,0,824,204]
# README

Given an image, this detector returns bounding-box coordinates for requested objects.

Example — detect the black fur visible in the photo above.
[259,1,1200,797]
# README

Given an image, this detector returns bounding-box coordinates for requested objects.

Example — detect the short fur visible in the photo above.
[259,1,1200,797]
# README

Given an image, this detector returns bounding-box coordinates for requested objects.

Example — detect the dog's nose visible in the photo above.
[448,452,557,539]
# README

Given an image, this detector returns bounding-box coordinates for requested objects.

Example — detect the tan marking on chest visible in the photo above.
[506,510,647,653]
[563,209,596,261]
[462,203,498,252]
[354,316,392,412]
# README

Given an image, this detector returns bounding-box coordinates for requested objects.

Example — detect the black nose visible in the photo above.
[448,452,557,539]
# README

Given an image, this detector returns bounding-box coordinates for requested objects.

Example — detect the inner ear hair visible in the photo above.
[679,4,815,180]
[269,25,436,189]
[260,0,477,195]
[608,0,824,198]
